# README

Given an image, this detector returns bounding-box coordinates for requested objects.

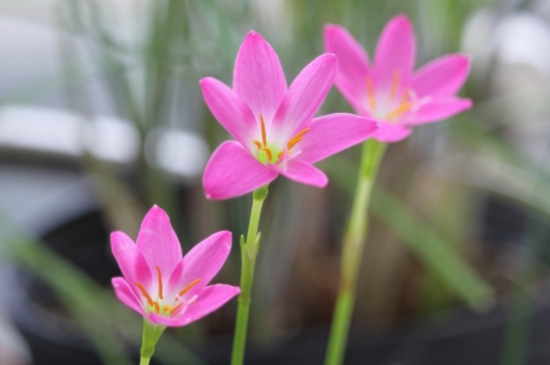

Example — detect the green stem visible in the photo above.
[324,139,387,365]
[140,319,165,365]
[231,185,269,365]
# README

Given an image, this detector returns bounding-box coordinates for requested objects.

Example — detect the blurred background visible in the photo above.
[1,0,550,364]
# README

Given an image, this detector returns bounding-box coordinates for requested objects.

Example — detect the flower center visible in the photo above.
[365,71,413,122]
[134,266,201,318]
[252,114,310,165]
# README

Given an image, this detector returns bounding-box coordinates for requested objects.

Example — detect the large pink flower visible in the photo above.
[324,15,472,142]
[111,205,240,327]
[201,31,378,200]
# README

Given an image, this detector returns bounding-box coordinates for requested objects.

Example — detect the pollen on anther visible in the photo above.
[169,303,183,316]
[287,127,310,151]
[365,78,377,110]
[253,140,262,149]
[135,282,154,306]
[179,278,201,297]
[155,266,163,300]
[263,147,273,162]
[259,114,267,147]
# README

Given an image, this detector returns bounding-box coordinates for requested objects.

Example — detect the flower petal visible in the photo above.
[276,160,328,188]
[136,206,182,274]
[111,231,152,287]
[412,54,470,98]
[233,31,287,122]
[372,121,412,143]
[272,54,337,140]
[150,284,240,327]
[200,77,258,145]
[406,97,472,125]
[299,113,378,164]
[324,24,371,112]
[203,141,279,200]
[172,231,233,298]
[374,15,416,89]
[112,277,146,316]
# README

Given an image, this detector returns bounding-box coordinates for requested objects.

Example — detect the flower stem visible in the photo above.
[139,319,165,365]
[231,185,269,365]
[324,139,387,365]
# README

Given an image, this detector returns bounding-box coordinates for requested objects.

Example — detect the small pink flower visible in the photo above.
[324,15,472,142]
[111,205,240,327]
[201,31,378,200]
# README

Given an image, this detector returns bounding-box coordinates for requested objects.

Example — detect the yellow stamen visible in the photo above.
[164,305,173,313]
[287,127,310,150]
[169,303,183,316]
[260,114,267,147]
[253,140,262,149]
[153,301,160,313]
[389,71,400,102]
[386,102,413,121]
[135,282,154,307]
[277,151,284,160]
[365,77,377,110]
[179,278,201,297]
[263,147,272,162]
[155,266,163,300]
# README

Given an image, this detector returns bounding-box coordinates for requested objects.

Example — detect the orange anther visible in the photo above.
[287,127,310,150]
[389,71,400,102]
[135,282,154,307]
[277,151,284,160]
[179,278,201,297]
[386,102,413,121]
[153,301,160,313]
[260,114,267,147]
[155,266,163,300]
[263,147,273,162]
[365,77,377,110]
[169,303,183,316]
[253,140,262,149]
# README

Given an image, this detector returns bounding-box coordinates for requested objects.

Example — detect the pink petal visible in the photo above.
[200,77,258,145]
[233,31,287,123]
[168,231,233,299]
[299,113,378,164]
[272,53,337,140]
[412,54,470,98]
[324,24,371,112]
[112,277,146,316]
[150,284,240,327]
[374,15,416,89]
[276,160,328,188]
[111,231,152,287]
[406,97,472,125]
[203,141,279,200]
[136,206,182,274]
[372,121,412,143]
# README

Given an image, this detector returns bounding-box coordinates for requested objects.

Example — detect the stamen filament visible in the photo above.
[156,266,163,300]
[135,282,154,307]
[179,278,201,297]
[389,71,400,102]
[260,114,267,147]
[365,78,377,110]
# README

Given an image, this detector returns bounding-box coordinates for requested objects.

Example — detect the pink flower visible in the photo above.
[324,15,472,142]
[111,205,240,327]
[200,31,378,200]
